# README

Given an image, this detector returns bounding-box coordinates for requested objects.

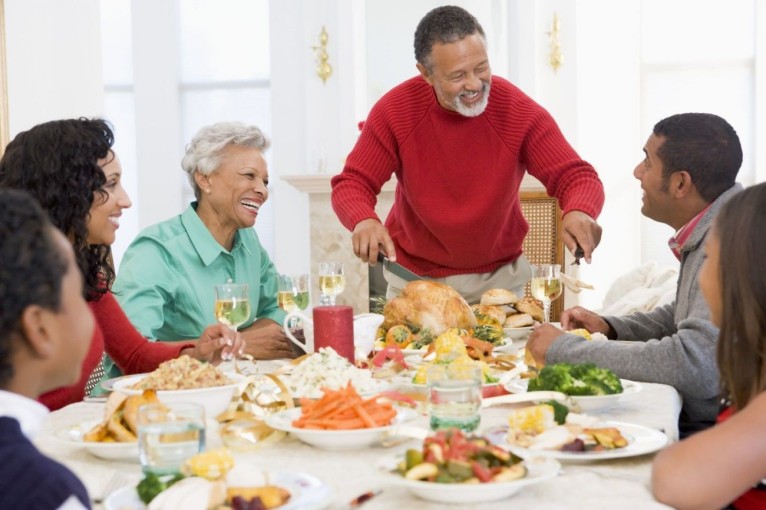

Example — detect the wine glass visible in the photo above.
[214,283,251,331]
[318,262,345,305]
[278,274,309,328]
[530,264,562,323]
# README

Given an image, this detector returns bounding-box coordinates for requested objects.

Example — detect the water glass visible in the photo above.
[428,364,482,432]
[138,402,206,475]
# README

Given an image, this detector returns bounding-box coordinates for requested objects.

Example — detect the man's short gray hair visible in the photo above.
[181,121,271,200]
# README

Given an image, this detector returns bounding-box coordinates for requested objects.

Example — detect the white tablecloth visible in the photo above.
[36,377,681,510]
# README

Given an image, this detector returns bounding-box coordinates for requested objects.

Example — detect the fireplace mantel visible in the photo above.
[282,173,544,313]
[282,174,397,313]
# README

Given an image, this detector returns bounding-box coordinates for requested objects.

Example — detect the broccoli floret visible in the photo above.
[543,400,570,424]
[136,473,186,504]
[528,363,622,396]
[572,363,623,395]
[528,363,577,393]
[136,473,166,504]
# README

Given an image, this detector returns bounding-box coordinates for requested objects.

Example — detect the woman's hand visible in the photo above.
[182,324,245,364]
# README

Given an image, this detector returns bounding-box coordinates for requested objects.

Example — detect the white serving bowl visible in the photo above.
[265,407,419,450]
[505,378,642,412]
[377,454,560,504]
[112,372,246,419]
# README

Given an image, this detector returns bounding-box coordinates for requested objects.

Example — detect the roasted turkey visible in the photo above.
[382,280,477,336]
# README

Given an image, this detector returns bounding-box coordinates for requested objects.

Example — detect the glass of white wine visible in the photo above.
[278,274,309,328]
[277,274,310,312]
[214,283,251,331]
[530,264,562,323]
[318,262,345,306]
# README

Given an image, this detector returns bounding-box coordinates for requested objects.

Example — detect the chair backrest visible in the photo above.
[519,191,565,321]
[84,354,106,396]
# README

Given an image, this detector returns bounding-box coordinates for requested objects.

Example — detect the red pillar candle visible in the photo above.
[312,305,355,363]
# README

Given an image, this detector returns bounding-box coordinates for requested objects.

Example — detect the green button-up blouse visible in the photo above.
[106,202,285,379]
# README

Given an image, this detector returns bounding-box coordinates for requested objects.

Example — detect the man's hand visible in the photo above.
[184,323,245,364]
[560,306,615,338]
[352,218,396,263]
[526,323,564,367]
[240,318,297,359]
[561,211,602,263]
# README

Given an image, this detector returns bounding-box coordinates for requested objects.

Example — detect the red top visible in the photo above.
[331,75,604,278]
[717,406,766,509]
[668,203,712,261]
[39,291,193,410]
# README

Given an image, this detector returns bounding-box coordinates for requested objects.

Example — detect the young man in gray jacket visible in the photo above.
[527,112,743,437]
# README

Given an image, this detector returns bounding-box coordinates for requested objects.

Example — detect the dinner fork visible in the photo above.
[92,471,133,504]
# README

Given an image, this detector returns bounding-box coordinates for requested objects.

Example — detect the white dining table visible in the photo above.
[35,362,682,510]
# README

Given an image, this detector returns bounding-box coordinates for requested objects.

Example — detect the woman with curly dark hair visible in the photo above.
[653,181,766,510]
[0,118,244,410]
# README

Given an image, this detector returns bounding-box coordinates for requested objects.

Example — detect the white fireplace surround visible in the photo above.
[283,173,545,314]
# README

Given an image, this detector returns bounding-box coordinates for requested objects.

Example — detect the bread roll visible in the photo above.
[504,313,534,328]
[471,304,506,325]
[480,288,519,306]
[515,297,544,323]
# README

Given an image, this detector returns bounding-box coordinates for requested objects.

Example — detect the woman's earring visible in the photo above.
[206,188,211,194]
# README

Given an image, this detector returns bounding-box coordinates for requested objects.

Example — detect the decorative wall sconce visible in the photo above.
[311,26,333,84]
[546,13,564,72]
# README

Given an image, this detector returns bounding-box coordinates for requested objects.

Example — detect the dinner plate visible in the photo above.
[54,419,138,461]
[376,454,560,504]
[504,378,642,412]
[104,471,334,510]
[265,407,419,450]
[374,336,514,357]
[485,421,668,461]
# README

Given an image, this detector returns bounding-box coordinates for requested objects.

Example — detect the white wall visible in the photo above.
[4,0,104,136]
[4,0,763,312]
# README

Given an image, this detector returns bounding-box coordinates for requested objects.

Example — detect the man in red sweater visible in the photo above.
[331,5,605,303]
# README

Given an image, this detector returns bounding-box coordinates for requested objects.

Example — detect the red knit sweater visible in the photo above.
[331,75,605,277]
[39,291,193,411]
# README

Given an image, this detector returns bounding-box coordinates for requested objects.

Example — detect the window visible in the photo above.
[100,0,273,267]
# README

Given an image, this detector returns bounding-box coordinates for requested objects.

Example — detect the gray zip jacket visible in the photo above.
[547,183,743,436]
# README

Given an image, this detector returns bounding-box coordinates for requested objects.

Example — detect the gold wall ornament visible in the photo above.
[546,13,564,73]
[311,26,333,84]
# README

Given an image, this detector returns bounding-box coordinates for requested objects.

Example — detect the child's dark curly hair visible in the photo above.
[0,189,68,386]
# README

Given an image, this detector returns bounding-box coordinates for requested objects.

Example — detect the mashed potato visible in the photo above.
[133,355,233,390]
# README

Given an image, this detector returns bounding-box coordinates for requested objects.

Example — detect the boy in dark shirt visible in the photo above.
[0,188,94,509]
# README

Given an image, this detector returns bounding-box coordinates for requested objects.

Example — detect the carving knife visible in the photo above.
[377,252,423,282]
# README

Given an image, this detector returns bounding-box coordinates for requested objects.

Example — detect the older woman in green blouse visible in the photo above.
[110,122,296,378]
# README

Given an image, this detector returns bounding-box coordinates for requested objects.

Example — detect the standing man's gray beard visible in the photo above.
[453,80,491,117]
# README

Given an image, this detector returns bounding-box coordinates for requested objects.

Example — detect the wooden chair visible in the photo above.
[368,191,566,321]
[519,191,566,321]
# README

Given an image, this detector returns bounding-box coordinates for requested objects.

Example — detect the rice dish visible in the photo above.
[285,348,388,398]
